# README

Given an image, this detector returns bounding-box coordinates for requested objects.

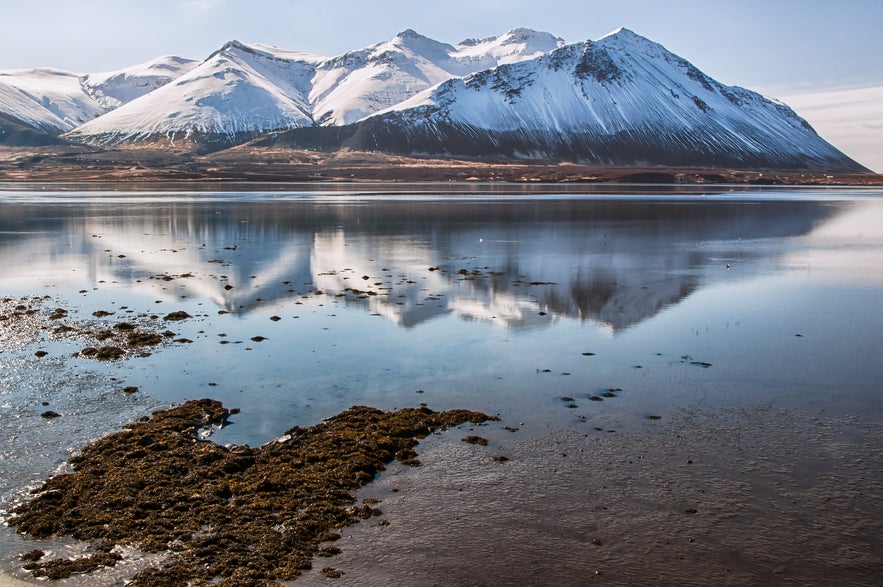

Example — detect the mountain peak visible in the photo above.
[395,29,426,41]
[596,27,658,48]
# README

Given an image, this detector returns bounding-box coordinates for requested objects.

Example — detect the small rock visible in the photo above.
[40,411,61,419]
[462,435,488,446]
[321,567,344,578]
[163,311,192,321]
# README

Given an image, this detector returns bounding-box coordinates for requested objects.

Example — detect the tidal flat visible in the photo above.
[1,184,882,585]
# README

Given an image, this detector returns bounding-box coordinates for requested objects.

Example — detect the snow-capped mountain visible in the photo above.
[0,68,107,131]
[266,28,864,171]
[310,28,564,125]
[67,41,324,145]
[0,80,66,131]
[0,56,197,143]
[66,28,564,144]
[0,27,868,172]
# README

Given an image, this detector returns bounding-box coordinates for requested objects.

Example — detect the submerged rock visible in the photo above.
[9,399,495,586]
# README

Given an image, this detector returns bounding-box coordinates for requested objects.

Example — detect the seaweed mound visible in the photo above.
[9,399,494,586]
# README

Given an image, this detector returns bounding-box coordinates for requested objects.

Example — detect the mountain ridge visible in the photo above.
[0,27,870,173]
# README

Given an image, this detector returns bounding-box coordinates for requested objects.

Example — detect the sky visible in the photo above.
[1,0,880,170]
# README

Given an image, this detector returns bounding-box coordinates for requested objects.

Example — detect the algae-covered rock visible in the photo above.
[9,399,494,586]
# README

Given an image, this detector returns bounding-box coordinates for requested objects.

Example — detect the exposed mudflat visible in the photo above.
[298,408,883,586]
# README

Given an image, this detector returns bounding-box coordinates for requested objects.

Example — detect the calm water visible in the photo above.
[1,184,882,584]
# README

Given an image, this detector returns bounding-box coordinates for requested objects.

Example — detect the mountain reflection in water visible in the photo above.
[0,197,842,332]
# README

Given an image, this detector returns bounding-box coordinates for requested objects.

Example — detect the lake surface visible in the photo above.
[1,184,882,585]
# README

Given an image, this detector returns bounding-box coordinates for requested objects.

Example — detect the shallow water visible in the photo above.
[0,184,881,585]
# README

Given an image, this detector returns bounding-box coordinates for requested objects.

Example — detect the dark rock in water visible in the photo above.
[40,411,61,419]
[123,386,139,394]
[321,567,344,578]
[9,400,494,585]
[126,332,163,347]
[462,435,489,446]
[34,350,48,358]
[250,335,267,342]
[80,346,126,361]
[18,549,44,562]
[48,308,68,320]
[162,311,192,321]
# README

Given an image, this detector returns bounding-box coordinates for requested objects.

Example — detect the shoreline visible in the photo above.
[1,146,880,185]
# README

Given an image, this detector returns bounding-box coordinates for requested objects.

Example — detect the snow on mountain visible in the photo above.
[0,80,70,144]
[67,40,326,144]
[310,29,467,126]
[0,68,107,130]
[0,55,197,143]
[82,55,199,109]
[67,28,563,143]
[0,26,868,171]
[311,28,562,126]
[0,80,67,131]
[455,28,565,66]
[289,27,863,171]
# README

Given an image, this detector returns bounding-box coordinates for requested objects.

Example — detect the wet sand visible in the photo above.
[297,408,883,586]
